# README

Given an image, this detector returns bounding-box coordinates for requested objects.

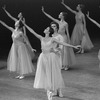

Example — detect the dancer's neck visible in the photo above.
[52,32,58,36]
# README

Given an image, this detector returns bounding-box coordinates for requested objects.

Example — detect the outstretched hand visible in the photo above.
[42,6,44,12]
[2,5,6,10]
[61,0,64,4]
[22,18,25,22]
[86,11,89,17]
[18,12,23,19]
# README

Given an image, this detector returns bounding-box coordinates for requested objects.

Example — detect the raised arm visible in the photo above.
[0,20,14,32]
[86,12,100,28]
[61,0,77,14]
[22,21,43,40]
[23,26,26,36]
[22,18,34,51]
[22,18,27,36]
[3,5,18,22]
[42,6,59,24]
[23,33,36,51]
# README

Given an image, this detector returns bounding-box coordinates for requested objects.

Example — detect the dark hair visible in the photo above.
[61,12,67,20]
[78,4,85,11]
[49,26,54,37]
[50,21,59,31]
[18,20,24,30]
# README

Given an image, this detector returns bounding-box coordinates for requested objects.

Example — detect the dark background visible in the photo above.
[0,0,100,57]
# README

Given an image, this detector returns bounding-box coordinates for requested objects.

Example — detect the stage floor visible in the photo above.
[0,40,100,100]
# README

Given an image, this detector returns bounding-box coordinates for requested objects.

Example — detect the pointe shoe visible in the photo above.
[64,67,69,71]
[62,66,68,70]
[19,76,24,79]
[49,92,53,100]
[47,91,52,100]
[59,93,63,97]
[57,90,63,97]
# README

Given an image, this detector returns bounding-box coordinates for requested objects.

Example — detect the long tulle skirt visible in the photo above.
[7,41,35,75]
[71,23,94,50]
[81,29,94,50]
[33,52,65,91]
[61,34,76,66]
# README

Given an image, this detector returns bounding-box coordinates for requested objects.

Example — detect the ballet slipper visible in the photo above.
[62,65,69,71]
[64,67,69,71]
[57,89,63,97]
[49,92,53,100]
[47,91,52,100]
[19,76,24,79]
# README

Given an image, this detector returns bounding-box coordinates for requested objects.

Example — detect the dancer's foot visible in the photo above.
[63,65,69,71]
[47,91,52,100]
[19,76,24,79]
[64,66,69,71]
[57,90,63,97]
[62,66,69,70]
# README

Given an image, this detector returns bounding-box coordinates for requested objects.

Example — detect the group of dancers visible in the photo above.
[1,0,100,100]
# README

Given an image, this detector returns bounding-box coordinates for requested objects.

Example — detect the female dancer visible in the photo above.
[2,6,36,60]
[22,20,79,100]
[86,12,100,28]
[0,19,35,79]
[61,0,94,53]
[42,6,76,70]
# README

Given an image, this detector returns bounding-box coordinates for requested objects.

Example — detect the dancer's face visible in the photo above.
[44,27,50,35]
[76,5,81,11]
[58,12,63,19]
[51,24,57,32]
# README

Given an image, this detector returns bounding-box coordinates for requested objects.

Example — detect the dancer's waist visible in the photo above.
[76,21,82,24]
[42,48,61,55]
[42,49,51,54]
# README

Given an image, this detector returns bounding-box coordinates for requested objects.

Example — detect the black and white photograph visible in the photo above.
[0,0,100,100]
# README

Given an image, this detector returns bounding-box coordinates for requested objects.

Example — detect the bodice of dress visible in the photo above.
[41,38,53,53]
[75,13,84,24]
[12,29,24,42]
[58,21,67,35]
